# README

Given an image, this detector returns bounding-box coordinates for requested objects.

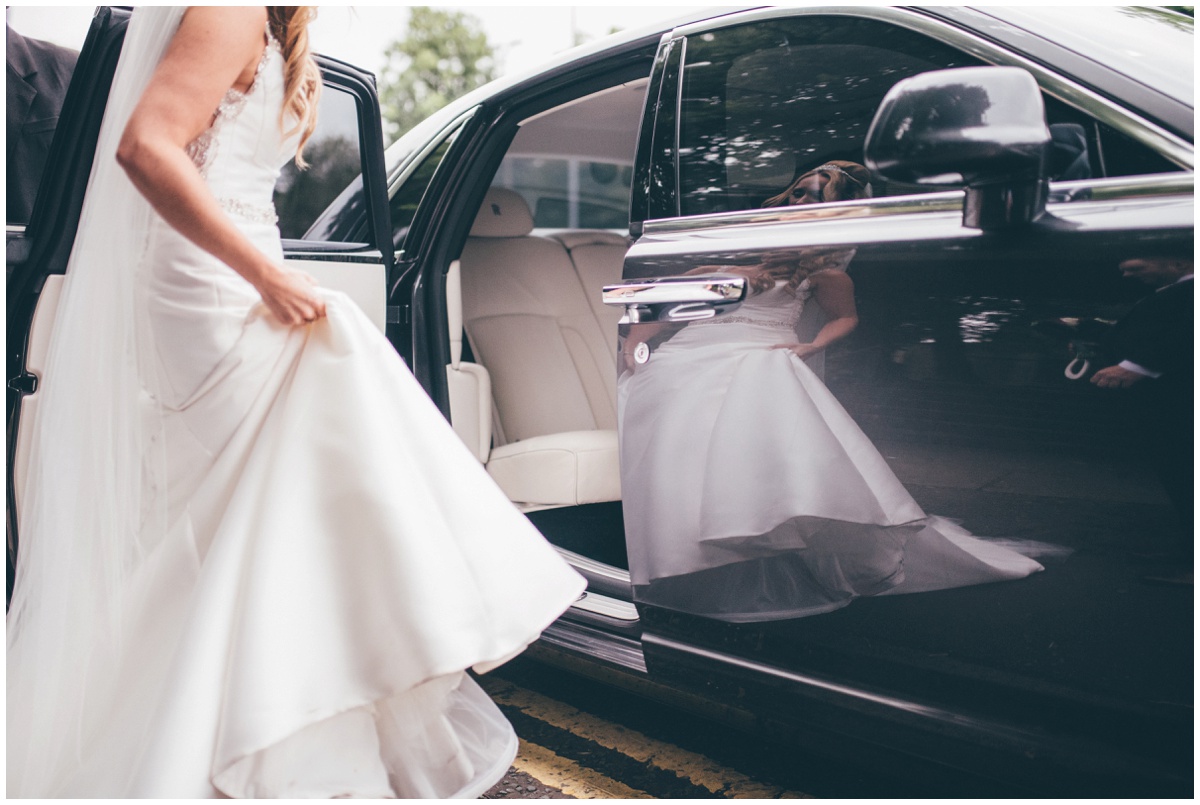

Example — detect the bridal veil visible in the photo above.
[8,8,186,794]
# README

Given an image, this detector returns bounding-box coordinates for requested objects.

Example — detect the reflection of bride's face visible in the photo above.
[788,173,829,205]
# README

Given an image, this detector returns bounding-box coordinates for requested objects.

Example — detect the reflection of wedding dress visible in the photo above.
[7,29,583,798]
[618,275,1045,622]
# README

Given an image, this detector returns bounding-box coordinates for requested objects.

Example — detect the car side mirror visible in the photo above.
[865,66,1051,230]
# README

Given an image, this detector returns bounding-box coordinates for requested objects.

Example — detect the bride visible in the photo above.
[7,7,584,798]
[618,162,1057,622]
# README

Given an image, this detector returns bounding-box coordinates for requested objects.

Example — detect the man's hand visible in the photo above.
[1090,364,1146,389]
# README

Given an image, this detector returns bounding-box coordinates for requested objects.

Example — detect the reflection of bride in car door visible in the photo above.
[618,161,1052,622]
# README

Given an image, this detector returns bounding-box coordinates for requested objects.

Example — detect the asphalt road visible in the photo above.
[477,657,923,799]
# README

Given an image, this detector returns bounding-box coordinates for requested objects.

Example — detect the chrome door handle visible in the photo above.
[602,275,746,323]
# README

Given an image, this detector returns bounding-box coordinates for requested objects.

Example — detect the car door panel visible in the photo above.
[7,7,131,598]
[619,179,1193,802]
[278,57,393,332]
[282,258,387,332]
[614,8,1192,794]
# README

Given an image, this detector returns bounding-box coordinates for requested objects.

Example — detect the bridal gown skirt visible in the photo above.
[29,217,586,798]
[618,321,1044,622]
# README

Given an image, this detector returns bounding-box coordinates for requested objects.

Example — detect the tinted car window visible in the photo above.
[274,85,362,240]
[984,6,1194,107]
[675,15,1185,218]
[677,17,984,216]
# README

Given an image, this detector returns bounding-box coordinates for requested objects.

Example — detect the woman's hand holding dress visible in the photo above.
[254,267,327,325]
[771,269,858,357]
[772,342,825,360]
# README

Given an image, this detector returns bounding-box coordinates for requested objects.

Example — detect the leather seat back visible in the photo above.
[551,230,629,366]
[459,188,617,446]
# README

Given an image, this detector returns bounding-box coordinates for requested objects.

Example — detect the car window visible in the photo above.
[675,15,1183,219]
[677,17,985,217]
[274,85,363,240]
[482,79,646,232]
[6,17,83,225]
[493,156,633,230]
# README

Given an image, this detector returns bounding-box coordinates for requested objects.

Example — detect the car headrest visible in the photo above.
[551,230,632,250]
[469,187,534,238]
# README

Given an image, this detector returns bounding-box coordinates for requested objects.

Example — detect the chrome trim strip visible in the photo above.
[556,547,632,585]
[571,591,640,621]
[671,6,1192,168]
[644,191,965,235]
[642,632,1031,740]
[537,620,648,674]
[1048,172,1194,202]
[643,174,1194,237]
[603,275,746,306]
[282,250,386,264]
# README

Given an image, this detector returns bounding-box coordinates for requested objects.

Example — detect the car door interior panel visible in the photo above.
[10,275,65,526]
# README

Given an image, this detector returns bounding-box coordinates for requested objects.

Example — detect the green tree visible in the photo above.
[1119,6,1194,30]
[378,7,496,143]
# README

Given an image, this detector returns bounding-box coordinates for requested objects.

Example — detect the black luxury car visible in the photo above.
[7,6,1193,796]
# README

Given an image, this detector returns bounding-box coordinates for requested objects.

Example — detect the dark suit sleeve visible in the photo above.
[6,27,79,224]
[1113,280,1194,380]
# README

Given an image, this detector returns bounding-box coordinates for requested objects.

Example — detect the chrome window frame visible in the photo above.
[643,173,1195,236]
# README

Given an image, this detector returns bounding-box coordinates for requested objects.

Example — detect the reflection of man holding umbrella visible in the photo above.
[1092,257,1193,582]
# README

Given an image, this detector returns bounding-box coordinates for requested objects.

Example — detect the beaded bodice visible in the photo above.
[693,279,814,332]
[185,31,298,226]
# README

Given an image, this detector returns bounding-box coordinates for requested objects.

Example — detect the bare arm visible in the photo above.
[116,6,324,325]
[773,270,859,359]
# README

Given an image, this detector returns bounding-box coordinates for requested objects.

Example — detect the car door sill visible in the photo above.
[538,618,648,674]
[556,546,633,601]
[571,589,638,621]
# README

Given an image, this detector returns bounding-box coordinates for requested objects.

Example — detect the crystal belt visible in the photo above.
[217,196,278,226]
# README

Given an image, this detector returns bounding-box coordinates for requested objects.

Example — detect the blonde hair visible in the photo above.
[267,6,322,167]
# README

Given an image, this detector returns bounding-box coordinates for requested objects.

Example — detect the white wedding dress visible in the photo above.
[618,272,1048,622]
[7,25,584,799]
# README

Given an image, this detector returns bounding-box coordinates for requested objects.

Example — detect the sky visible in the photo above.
[7,4,714,80]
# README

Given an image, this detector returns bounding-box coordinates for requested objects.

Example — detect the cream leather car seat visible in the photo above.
[455,187,621,508]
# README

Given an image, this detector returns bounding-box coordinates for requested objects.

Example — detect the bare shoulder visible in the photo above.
[180,6,268,35]
[809,269,854,292]
[173,6,267,61]
[123,6,269,148]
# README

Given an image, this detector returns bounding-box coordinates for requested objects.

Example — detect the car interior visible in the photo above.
[443,79,647,572]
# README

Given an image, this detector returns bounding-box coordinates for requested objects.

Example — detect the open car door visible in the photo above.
[278,55,394,334]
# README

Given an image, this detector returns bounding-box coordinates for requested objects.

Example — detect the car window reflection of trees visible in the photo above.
[676,15,1184,219]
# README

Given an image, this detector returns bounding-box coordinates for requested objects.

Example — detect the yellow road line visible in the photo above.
[481,677,810,799]
[513,739,653,799]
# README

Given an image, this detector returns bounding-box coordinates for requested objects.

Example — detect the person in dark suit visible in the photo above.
[1092,257,1194,580]
[7,23,79,224]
